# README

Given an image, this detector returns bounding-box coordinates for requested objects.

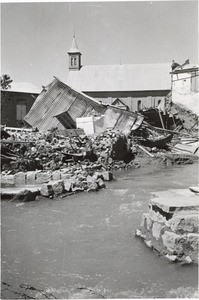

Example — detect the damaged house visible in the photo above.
[171,62,199,115]
[66,36,171,112]
[23,77,144,135]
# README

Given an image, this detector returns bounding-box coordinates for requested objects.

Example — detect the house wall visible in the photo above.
[1,91,37,127]
[83,90,170,112]
[171,70,199,115]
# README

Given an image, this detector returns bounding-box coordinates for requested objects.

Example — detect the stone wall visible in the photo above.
[136,189,199,264]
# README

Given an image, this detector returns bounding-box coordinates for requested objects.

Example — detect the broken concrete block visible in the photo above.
[36,172,52,183]
[40,183,54,197]
[101,171,113,181]
[184,233,199,254]
[14,172,26,185]
[168,213,198,233]
[51,180,64,195]
[1,175,15,186]
[152,222,165,240]
[162,231,184,254]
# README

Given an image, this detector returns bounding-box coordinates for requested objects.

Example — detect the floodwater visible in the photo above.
[1,163,199,298]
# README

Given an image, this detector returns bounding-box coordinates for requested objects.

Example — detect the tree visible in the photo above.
[0,74,13,90]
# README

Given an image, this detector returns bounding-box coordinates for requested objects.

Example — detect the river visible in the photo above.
[1,163,198,298]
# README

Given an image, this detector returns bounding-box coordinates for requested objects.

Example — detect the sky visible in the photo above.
[1,1,198,88]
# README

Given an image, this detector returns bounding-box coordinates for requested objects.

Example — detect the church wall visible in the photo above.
[84,90,170,112]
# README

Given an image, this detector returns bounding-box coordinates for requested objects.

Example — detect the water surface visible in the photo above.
[1,163,198,298]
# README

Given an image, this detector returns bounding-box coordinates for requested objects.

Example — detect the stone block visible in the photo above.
[72,186,84,192]
[168,213,198,233]
[14,172,26,185]
[1,175,15,186]
[40,183,54,197]
[152,222,165,240]
[162,231,184,254]
[87,182,99,192]
[184,233,199,253]
[52,171,61,181]
[93,172,103,180]
[61,173,73,181]
[64,181,72,192]
[96,178,106,189]
[51,180,64,195]
[26,171,37,184]
[101,171,113,181]
[36,172,52,183]
[141,213,153,231]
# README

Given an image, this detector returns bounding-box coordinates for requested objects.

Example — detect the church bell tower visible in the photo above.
[68,35,82,71]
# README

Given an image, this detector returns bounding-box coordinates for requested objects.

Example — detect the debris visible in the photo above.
[137,145,154,158]
[11,190,39,202]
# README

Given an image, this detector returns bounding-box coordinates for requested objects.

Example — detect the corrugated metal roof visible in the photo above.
[23,77,106,132]
[2,82,41,94]
[67,63,171,92]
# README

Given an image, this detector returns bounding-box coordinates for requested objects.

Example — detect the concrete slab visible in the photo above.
[151,189,198,198]
[150,189,199,213]
[1,185,42,196]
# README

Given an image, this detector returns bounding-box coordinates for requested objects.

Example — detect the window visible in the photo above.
[16,100,27,121]
[74,57,77,65]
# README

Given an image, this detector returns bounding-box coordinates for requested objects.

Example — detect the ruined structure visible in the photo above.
[171,63,199,116]
[136,189,199,264]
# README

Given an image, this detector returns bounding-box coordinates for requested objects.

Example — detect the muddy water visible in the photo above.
[1,163,198,298]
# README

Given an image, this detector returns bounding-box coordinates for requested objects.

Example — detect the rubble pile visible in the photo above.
[1,129,139,174]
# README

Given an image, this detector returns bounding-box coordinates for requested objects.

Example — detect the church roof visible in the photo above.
[67,63,171,92]
[68,36,81,54]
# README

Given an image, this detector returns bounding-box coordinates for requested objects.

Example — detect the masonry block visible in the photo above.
[101,171,113,181]
[36,172,52,183]
[1,175,15,186]
[51,180,64,195]
[52,171,61,181]
[152,222,165,240]
[40,183,54,197]
[162,231,184,254]
[14,172,26,185]
[168,213,198,234]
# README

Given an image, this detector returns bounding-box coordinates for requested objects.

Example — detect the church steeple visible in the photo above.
[68,35,82,71]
